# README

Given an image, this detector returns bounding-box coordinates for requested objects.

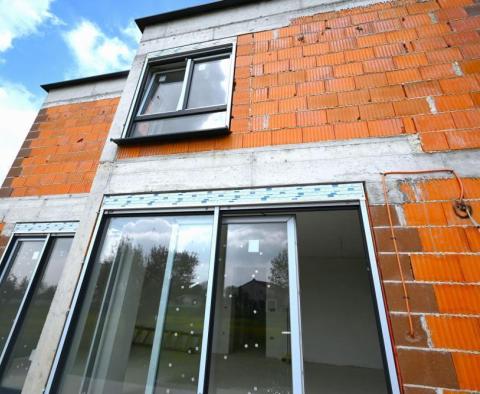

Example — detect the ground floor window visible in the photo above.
[0,234,73,394]
[53,208,393,393]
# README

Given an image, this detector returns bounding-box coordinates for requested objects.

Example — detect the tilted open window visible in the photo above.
[115,45,234,144]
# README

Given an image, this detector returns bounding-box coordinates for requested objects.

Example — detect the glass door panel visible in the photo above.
[208,218,295,394]
[0,237,73,393]
[56,216,213,394]
[0,240,45,356]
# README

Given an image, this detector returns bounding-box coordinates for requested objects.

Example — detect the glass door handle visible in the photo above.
[281,331,291,335]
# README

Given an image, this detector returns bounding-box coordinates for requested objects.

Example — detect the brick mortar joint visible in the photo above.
[404,384,479,394]
[391,311,480,318]
[384,280,480,285]
[397,345,480,355]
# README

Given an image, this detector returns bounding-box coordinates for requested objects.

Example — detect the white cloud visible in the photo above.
[0,81,41,184]
[64,20,137,78]
[0,0,61,52]
[121,21,141,44]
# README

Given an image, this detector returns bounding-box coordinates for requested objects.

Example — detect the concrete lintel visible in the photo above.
[42,77,127,108]
[140,0,386,46]
[104,135,479,204]
[0,194,89,235]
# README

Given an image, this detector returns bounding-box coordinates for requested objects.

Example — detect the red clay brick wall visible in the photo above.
[118,0,480,159]
[370,177,480,393]
[0,97,119,197]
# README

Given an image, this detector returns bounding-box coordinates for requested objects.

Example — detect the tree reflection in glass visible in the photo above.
[0,237,73,392]
[56,216,213,394]
[0,240,44,357]
[209,221,293,394]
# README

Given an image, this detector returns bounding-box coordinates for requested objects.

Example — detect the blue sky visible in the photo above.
[0,0,209,183]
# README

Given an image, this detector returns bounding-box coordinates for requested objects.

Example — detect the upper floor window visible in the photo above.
[118,45,234,143]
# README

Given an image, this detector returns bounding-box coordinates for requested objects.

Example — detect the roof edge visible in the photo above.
[135,0,266,32]
[41,70,129,92]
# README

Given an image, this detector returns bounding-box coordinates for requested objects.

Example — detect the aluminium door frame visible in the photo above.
[45,197,401,394]
[0,233,75,377]
[217,215,304,394]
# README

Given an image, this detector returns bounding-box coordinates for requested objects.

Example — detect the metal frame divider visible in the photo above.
[197,207,220,394]
[359,201,401,394]
[145,224,180,393]
[287,217,305,394]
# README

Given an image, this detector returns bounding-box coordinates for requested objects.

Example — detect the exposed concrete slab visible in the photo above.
[0,194,89,235]
[140,0,387,49]
[43,76,127,108]
[105,135,480,204]
[100,54,148,162]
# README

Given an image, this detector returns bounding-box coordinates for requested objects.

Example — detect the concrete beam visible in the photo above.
[43,77,126,108]
[106,135,479,204]
[0,194,89,234]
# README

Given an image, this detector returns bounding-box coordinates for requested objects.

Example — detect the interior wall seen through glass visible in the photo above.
[295,210,389,393]
[141,69,186,115]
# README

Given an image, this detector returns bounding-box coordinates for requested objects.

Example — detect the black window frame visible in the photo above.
[0,233,74,394]
[113,44,235,145]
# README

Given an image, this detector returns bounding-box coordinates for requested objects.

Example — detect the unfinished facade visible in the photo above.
[0,0,480,393]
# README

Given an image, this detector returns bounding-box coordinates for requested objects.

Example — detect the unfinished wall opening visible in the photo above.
[296,209,389,393]
[48,203,396,393]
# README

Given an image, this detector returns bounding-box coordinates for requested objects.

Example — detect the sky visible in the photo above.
[0,0,210,184]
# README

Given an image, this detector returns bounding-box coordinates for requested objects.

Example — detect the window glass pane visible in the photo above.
[187,57,230,109]
[131,111,226,138]
[208,221,293,394]
[296,210,389,393]
[0,240,44,356]
[141,69,186,115]
[56,216,213,394]
[0,237,73,392]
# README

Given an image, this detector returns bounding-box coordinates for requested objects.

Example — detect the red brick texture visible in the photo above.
[0,98,119,197]
[117,0,480,159]
[370,177,480,392]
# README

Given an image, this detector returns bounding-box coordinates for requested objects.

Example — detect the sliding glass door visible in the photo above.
[56,215,215,394]
[208,217,301,394]
[53,210,394,394]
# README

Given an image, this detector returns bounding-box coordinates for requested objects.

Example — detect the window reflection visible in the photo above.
[0,240,44,356]
[208,222,293,394]
[0,237,73,392]
[56,216,213,394]
[187,57,229,109]
[141,69,186,115]
[131,112,226,138]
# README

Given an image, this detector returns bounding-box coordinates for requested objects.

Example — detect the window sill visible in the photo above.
[111,127,230,146]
